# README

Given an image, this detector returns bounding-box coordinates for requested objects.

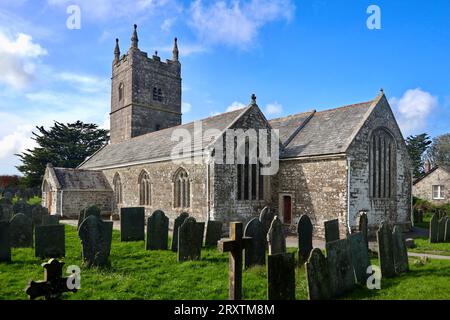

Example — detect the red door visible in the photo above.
[283,196,292,224]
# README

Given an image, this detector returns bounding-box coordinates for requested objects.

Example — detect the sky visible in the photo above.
[0,0,449,175]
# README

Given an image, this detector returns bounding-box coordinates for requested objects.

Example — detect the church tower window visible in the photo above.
[138,171,151,206]
[113,173,123,204]
[173,168,190,208]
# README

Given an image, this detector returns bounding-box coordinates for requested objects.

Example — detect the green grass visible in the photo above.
[27,196,42,206]
[409,238,450,257]
[1,225,450,300]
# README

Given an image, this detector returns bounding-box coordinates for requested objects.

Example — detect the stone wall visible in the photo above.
[413,167,450,205]
[61,191,113,218]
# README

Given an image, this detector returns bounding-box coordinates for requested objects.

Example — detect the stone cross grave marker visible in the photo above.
[392,225,409,273]
[267,216,286,255]
[326,238,356,297]
[35,224,65,258]
[0,221,11,262]
[357,211,369,251]
[259,206,274,248]
[437,217,447,243]
[171,212,189,252]
[9,213,33,248]
[25,259,77,300]
[324,219,340,243]
[267,252,296,300]
[306,248,332,300]
[178,217,204,262]
[218,222,252,300]
[205,220,223,247]
[120,207,145,241]
[78,215,113,267]
[244,217,266,268]
[348,232,370,284]
[146,210,169,250]
[429,214,438,243]
[297,214,313,264]
[377,222,396,278]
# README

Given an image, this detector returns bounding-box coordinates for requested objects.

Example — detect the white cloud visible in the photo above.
[189,0,295,48]
[390,88,438,136]
[265,102,282,116]
[161,18,176,33]
[182,102,192,113]
[157,42,207,57]
[226,101,246,112]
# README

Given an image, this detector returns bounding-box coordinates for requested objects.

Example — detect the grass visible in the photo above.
[0,225,450,300]
[409,238,450,257]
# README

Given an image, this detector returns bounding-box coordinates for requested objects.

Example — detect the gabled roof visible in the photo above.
[413,166,450,185]
[52,167,112,191]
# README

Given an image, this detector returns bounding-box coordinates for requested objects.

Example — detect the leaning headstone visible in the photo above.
[306,248,332,300]
[392,225,409,273]
[429,214,438,243]
[267,216,286,255]
[326,238,356,297]
[297,214,313,264]
[42,215,60,226]
[120,207,145,241]
[437,217,447,243]
[377,222,396,278]
[9,213,33,248]
[171,212,189,252]
[348,232,370,284]
[146,210,169,250]
[0,221,11,262]
[204,220,223,247]
[357,212,368,251]
[31,205,49,227]
[267,252,296,300]
[35,225,65,258]
[178,217,204,262]
[324,219,340,243]
[78,215,112,267]
[244,217,266,268]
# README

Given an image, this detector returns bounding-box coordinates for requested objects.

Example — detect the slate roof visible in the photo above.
[53,167,112,190]
[413,166,450,185]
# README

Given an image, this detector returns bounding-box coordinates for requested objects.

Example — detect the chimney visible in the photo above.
[424,160,432,173]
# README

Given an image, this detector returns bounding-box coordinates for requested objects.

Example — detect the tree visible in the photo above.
[427,133,450,168]
[16,121,109,187]
[405,133,432,179]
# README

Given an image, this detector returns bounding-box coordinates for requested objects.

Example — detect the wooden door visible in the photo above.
[283,195,292,224]
[47,192,52,214]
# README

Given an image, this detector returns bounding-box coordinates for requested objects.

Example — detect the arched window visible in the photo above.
[236,136,264,200]
[152,87,158,100]
[113,173,122,204]
[157,88,163,102]
[139,171,151,206]
[118,83,124,101]
[173,168,190,208]
[369,128,396,199]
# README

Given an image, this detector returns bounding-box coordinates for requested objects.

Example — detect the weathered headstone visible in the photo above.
[326,238,356,297]
[0,204,13,222]
[348,232,370,284]
[35,225,65,258]
[429,214,438,243]
[218,222,252,300]
[0,221,11,262]
[437,217,447,243]
[9,213,33,248]
[171,212,189,252]
[244,217,266,268]
[146,210,169,250]
[357,212,368,251]
[306,248,332,300]
[324,219,340,243]
[259,206,275,239]
[42,215,60,226]
[0,192,13,205]
[204,220,223,247]
[178,217,204,262]
[120,207,145,241]
[31,205,49,227]
[267,216,286,255]
[267,252,296,300]
[13,199,31,216]
[445,219,450,243]
[78,215,112,267]
[297,214,313,264]
[392,225,409,273]
[78,205,101,230]
[377,222,396,278]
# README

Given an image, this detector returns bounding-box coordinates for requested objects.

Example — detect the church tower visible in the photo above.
[110,25,182,144]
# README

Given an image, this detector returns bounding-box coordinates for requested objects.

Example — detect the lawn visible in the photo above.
[409,238,450,257]
[0,225,450,300]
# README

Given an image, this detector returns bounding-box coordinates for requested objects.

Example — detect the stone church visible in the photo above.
[41,25,412,237]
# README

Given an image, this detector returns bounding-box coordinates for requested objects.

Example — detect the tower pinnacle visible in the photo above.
[131,24,138,49]
[114,38,120,63]
[172,37,179,62]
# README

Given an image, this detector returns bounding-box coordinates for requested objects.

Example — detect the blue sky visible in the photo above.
[0,0,449,175]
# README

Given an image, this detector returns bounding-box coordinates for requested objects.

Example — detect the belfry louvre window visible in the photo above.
[236,138,264,201]
[118,83,124,101]
[152,87,163,102]
[139,171,151,206]
[369,128,396,199]
[113,173,122,204]
[174,168,190,208]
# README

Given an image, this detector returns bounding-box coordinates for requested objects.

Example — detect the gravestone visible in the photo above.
[171,212,189,252]
[78,205,101,230]
[267,252,296,300]
[204,220,223,247]
[0,221,11,262]
[259,206,275,239]
[120,207,145,241]
[445,219,450,242]
[429,214,438,243]
[244,217,266,268]
[31,205,49,227]
[9,213,33,248]
[437,217,447,243]
[0,192,13,205]
[326,239,356,297]
[348,232,370,284]
[146,210,169,250]
[306,248,332,300]
[35,224,65,258]
[13,199,31,217]
[0,204,13,222]
[218,222,252,300]
[297,214,313,264]
[42,215,60,226]
[324,219,340,243]
[357,212,368,251]
[267,216,286,255]
[178,217,204,262]
[377,222,396,278]
[392,225,409,273]
[78,215,112,267]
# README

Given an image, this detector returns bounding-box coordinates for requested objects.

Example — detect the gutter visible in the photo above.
[347,157,352,234]
[60,189,64,217]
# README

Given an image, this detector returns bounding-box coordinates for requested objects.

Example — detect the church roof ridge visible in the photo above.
[314,99,376,114]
